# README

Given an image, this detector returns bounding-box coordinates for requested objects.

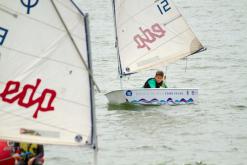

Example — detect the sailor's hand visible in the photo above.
[28,157,36,165]
[12,153,22,160]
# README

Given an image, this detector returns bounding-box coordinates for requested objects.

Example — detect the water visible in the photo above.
[46,0,247,164]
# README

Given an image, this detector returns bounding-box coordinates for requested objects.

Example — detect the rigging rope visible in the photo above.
[51,0,100,92]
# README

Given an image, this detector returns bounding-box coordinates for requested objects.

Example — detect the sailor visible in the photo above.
[143,70,168,88]
[12,142,44,165]
[12,129,44,165]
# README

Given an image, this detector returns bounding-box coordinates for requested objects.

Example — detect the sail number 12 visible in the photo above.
[156,0,171,15]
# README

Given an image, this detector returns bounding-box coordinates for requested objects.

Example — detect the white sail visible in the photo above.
[113,0,204,75]
[0,0,96,147]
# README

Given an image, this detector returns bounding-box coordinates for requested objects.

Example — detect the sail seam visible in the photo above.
[1,46,86,69]
[117,2,157,28]
[0,110,90,136]
[0,4,84,40]
[0,6,18,18]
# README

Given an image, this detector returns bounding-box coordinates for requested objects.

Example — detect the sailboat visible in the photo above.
[106,0,206,105]
[0,140,15,165]
[0,0,97,163]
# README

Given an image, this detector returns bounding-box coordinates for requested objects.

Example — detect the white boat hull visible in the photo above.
[105,88,198,105]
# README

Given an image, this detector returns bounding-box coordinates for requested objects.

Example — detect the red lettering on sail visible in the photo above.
[0,79,56,119]
[133,23,165,50]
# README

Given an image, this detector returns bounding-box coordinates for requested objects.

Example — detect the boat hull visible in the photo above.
[105,88,198,105]
[0,140,15,165]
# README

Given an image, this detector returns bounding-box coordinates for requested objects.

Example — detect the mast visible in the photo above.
[84,14,97,149]
[70,0,97,149]
[112,0,123,89]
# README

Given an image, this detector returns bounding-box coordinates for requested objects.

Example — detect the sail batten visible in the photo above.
[113,0,205,75]
[0,0,96,147]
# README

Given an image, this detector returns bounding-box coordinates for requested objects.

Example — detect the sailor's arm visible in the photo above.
[161,82,168,88]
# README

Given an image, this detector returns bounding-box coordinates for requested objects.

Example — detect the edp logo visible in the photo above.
[133,23,165,50]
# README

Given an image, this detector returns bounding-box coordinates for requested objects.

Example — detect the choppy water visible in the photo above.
[46,0,247,164]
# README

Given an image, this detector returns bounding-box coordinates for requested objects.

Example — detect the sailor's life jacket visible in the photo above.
[143,78,168,88]
[14,142,44,161]
[20,143,38,158]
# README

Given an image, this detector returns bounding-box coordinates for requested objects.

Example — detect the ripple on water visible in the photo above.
[184,162,208,165]
[231,105,247,111]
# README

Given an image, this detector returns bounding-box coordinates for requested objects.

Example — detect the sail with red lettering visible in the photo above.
[112,0,205,75]
[0,0,97,148]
